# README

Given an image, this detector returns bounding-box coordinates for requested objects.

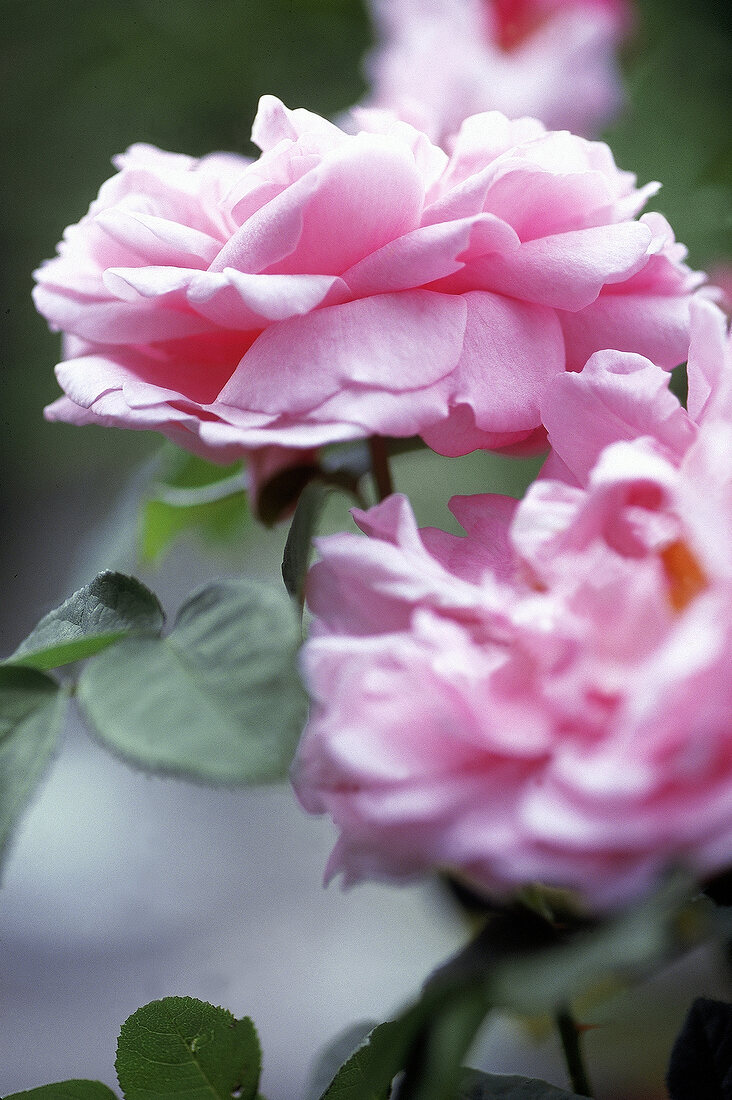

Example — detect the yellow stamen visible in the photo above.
[660,539,708,612]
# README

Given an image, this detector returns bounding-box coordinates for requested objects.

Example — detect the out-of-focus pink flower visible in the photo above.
[35,97,699,467]
[361,0,632,144]
[293,300,732,909]
[709,263,732,315]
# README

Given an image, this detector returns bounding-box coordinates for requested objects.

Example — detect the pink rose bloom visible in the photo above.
[35,97,699,470]
[293,300,732,909]
[361,0,632,144]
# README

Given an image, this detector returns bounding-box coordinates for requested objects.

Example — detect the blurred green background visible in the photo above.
[1,0,731,608]
[1,0,371,492]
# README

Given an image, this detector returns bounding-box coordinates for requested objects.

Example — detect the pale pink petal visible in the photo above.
[32,280,214,344]
[542,349,696,483]
[186,270,350,328]
[218,291,467,414]
[469,221,652,311]
[420,404,537,456]
[560,291,694,372]
[53,350,233,410]
[421,290,565,453]
[295,353,732,907]
[352,492,429,553]
[265,133,426,276]
[687,297,732,424]
[251,94,345,152]
[360,0,630,144]
[288,380,454,439]
[35,97,701,475]
[343,213,519,297]
[94,207,223,266]
[215,134,425,278]
[210,169,321,274]
[421,493,519,582]
[482,161,617,240]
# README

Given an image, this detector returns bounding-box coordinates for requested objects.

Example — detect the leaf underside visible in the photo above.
[77,578,306,784]
[6,572,164,670]
[0,665,66,869]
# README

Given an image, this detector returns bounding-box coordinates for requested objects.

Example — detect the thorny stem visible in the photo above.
[368,436,395,502]
[556,1008,594,1097]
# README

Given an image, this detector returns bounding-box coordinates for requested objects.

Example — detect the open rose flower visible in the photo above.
[361,0,632,143]
[35,96,700,472]
[293,300,732,909]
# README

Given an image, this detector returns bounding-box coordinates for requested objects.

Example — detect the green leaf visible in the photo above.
[0,666,66,866]
[282,480,333,603]
[320,984,490,1100]
[305,1021,378,1100]
[115,997,261,1100]
[318,1022,396,1100]
[397,986,492,1100]
[139,448,248,563]
[5,573,164,671]
[457,1070,584,1099]
[141,493,249,564]
[77,579,306,784]
[154,448,245,493]
[4,1083,119,1099]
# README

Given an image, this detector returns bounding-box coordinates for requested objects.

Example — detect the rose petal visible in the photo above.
[219,290,467,415]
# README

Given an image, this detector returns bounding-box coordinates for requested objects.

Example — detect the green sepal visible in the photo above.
[318,1022,397,1100]
[256,462,322,527]
[320,986,491,1100]
[282,480,333,604]
[258,462,363,529]
[486,874,712,1017]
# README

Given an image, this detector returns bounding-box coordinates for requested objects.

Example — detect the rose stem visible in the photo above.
[368,436,395,502]
[556,1008,594,1097]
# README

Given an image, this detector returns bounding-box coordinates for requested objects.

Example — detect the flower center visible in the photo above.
[489,0,552,51]
[659,539,708,612]
[487,0,622,52]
